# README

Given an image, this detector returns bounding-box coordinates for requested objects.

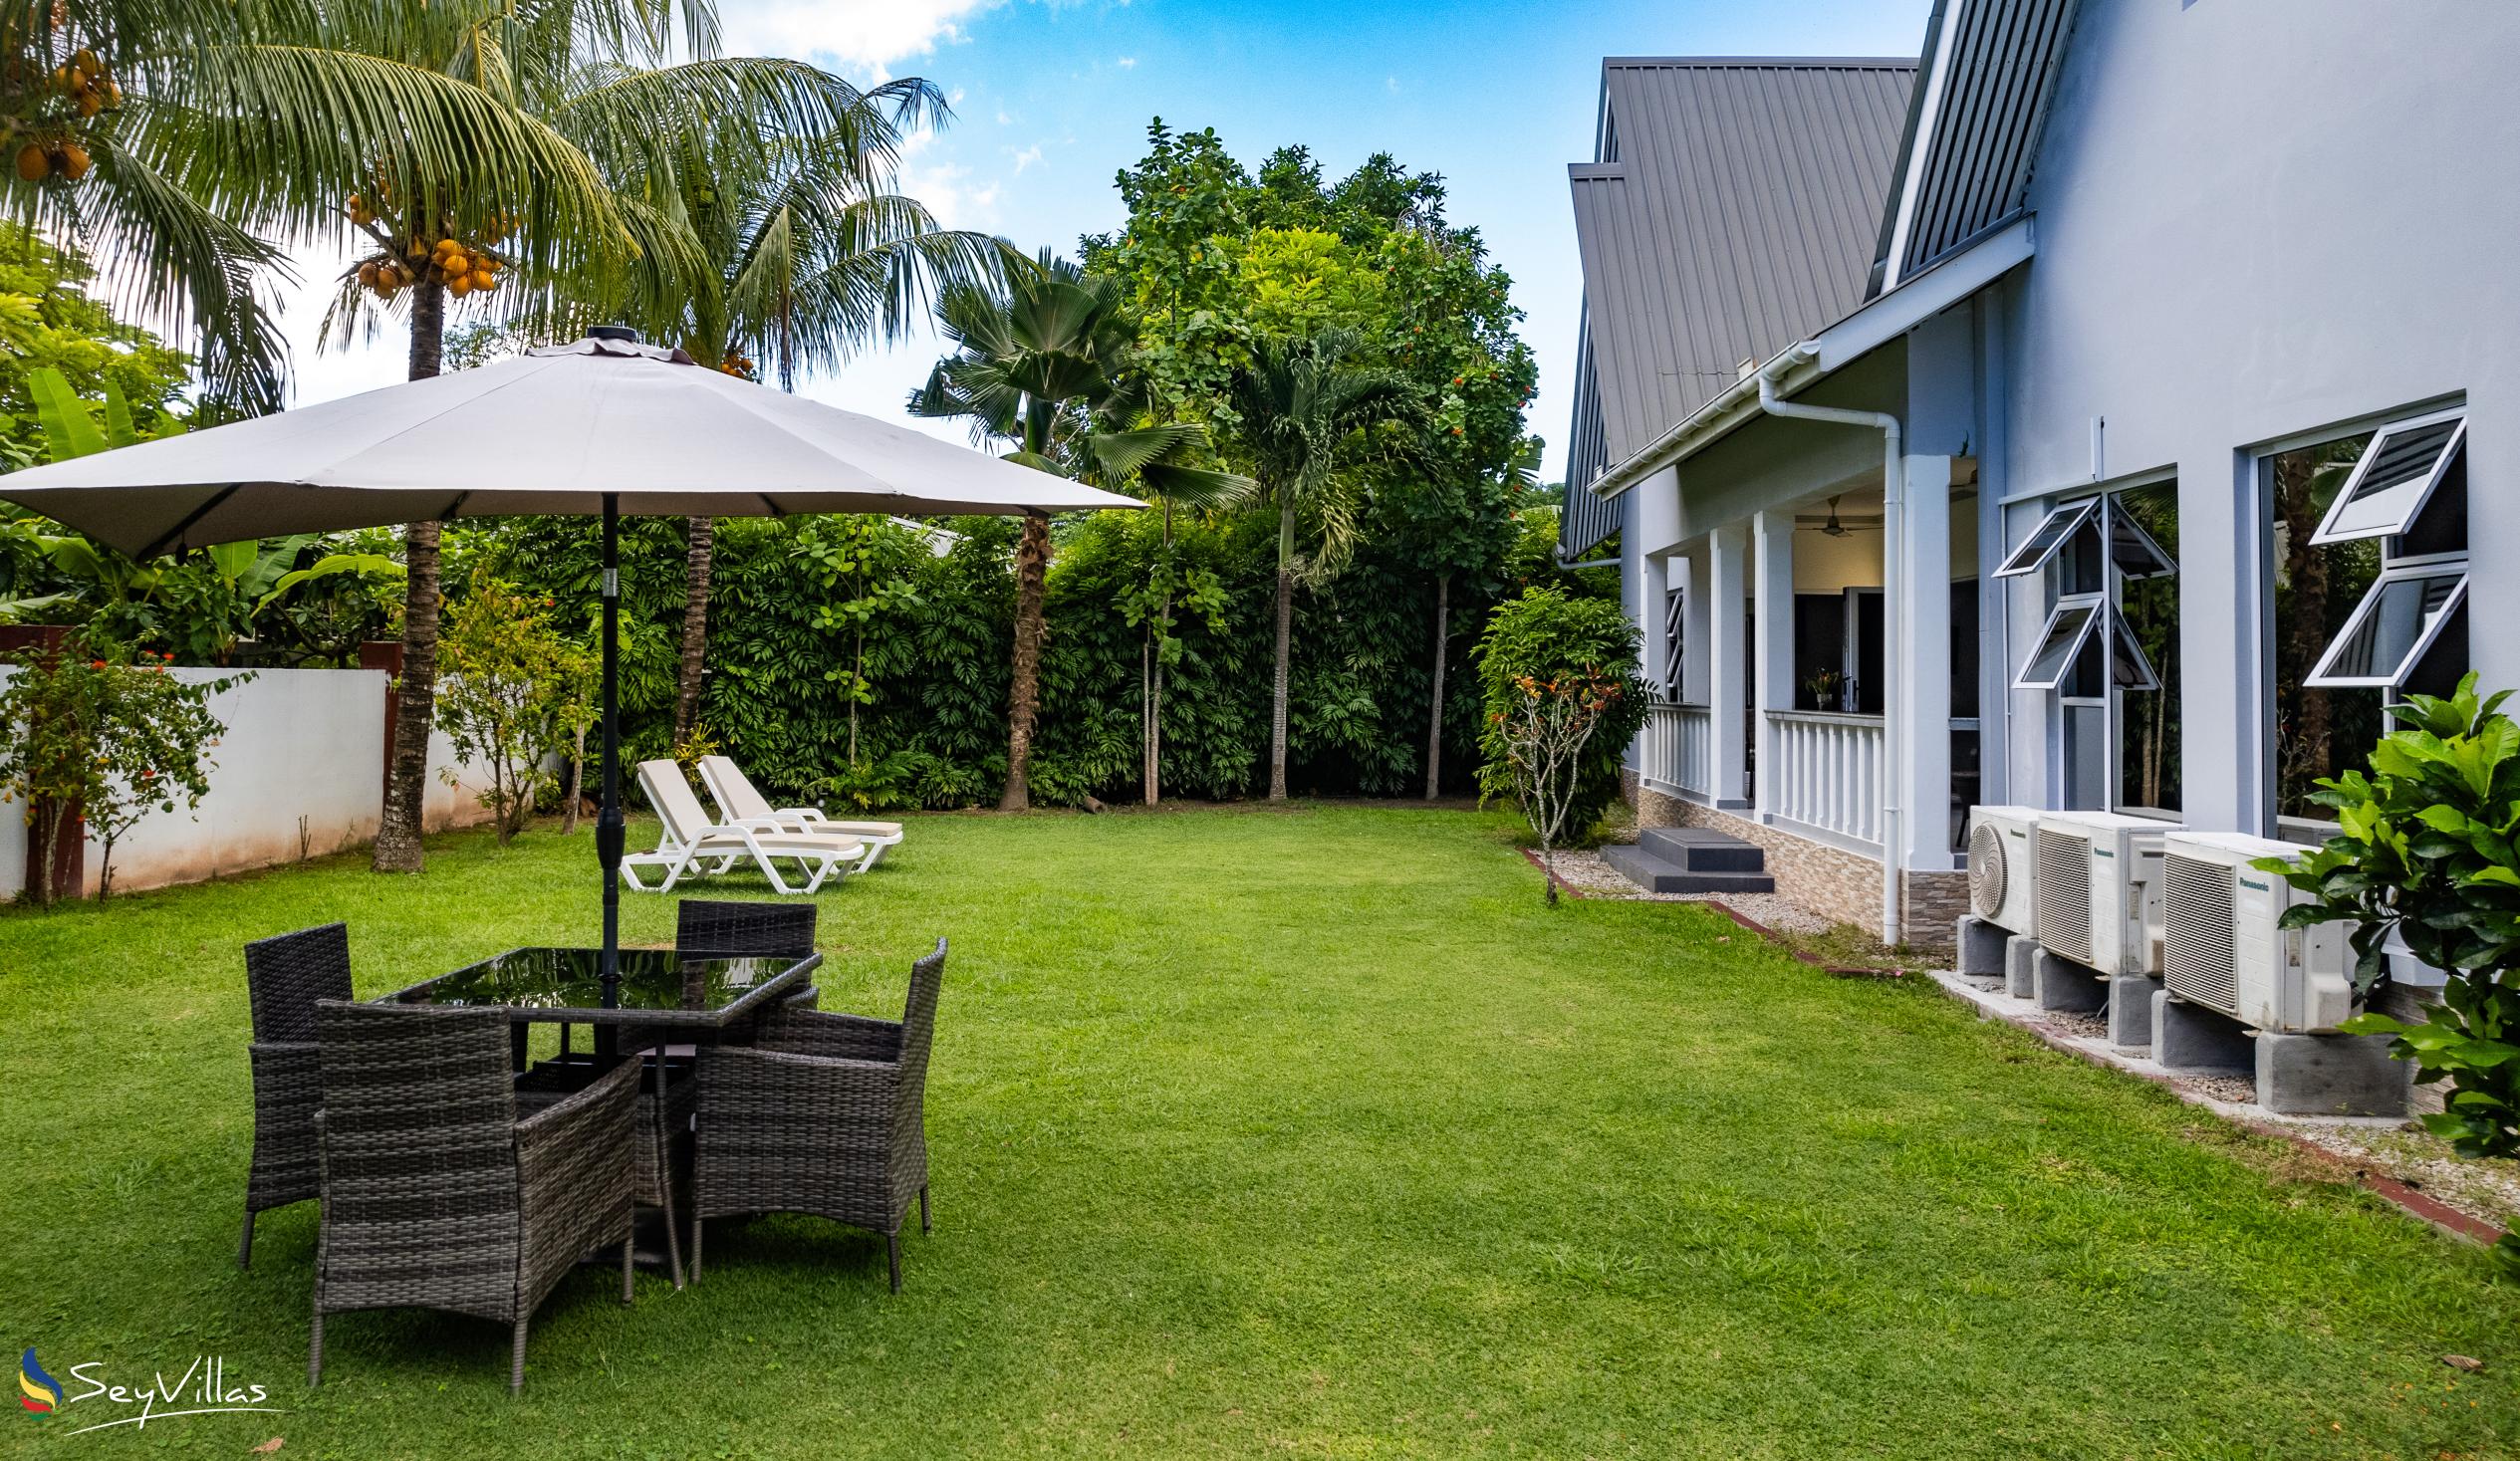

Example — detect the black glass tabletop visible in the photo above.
[379,946,816,1025]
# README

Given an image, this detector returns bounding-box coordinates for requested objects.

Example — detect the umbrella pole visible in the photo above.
[598,493,624,1028]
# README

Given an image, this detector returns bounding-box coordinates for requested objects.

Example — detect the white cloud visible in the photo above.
[1115,55,1136,69]
[1386,75,1399,94]
[719,0,1002,77]
[892,129,1005,230]
[1009,142,1044,173]
[994,108,1013,125]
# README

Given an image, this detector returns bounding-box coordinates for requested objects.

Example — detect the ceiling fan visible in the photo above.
[1803,494,1864,537]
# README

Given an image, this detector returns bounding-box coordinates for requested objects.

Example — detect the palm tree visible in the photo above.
[284,1,892,870]
[607,90,1014,746]
[909,250,1235,809]
[1224,331,1423,801]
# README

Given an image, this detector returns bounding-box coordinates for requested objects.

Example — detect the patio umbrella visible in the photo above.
[0,328,1139,1007]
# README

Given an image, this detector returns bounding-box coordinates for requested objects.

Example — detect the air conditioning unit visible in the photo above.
[2033,811,2179,975]
[2160,831,2353,1033]
[1965,806,2042,934]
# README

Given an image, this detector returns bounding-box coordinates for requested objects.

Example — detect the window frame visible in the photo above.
[2304,563,2470,690]
[1993,498,2097,579]
[2013,598,2106,692]
[2308,408,2468,546]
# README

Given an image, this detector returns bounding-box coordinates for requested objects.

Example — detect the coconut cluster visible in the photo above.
[8,46,117,182]
[351,205,517,303]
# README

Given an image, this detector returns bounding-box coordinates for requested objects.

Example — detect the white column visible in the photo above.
[1752,510,1796,816]
[1898,455,1955,870]
[1707,524,1750,807]
[1638,549,1670,700]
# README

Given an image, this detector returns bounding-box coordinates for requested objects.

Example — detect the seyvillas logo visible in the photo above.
[17,1350,281,1436]
[19,1350,61,1414]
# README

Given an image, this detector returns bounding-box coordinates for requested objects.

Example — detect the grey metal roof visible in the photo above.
[1567,58,1916,468]
[1868,0,2083,294]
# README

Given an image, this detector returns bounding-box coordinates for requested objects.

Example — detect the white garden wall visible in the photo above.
[0,666,494,901]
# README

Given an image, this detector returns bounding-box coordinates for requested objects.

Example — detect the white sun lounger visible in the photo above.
[697,754,905,872]
[622,759,866,894]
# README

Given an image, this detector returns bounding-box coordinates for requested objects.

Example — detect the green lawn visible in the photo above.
[3,803,2515,1459]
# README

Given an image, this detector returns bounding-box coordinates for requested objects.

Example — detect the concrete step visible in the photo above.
[1602,841,1776,895]
[1637,826,1767,873]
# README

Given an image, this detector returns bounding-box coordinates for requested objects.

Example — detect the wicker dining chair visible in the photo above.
[309,1001,639,1396]
[674,898,823,1012]
[239,922,353,1269]
[691,937,945,1291]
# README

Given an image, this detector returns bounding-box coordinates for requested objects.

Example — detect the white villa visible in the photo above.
[1565,0,2519,949]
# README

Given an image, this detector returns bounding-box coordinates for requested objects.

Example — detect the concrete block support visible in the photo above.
[2153,993,2253,1073]
[2256,1032,2413,1117]
[1956,916,2009,977]
[2033,950,2107,1013]
[2107,975,2156,1051]
[2003,934,2038,998]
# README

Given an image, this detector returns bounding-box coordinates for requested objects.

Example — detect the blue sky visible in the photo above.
[282,0,1930,479]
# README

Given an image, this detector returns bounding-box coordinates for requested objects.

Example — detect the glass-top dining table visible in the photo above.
[378,945,821,1064]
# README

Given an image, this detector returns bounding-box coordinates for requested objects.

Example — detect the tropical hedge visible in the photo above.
[467,502,1607,811]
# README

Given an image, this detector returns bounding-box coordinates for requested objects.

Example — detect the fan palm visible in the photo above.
[910,249,1237,809]
[1223,330,1424,800]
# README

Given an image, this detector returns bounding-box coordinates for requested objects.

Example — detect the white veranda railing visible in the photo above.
[1764,710,1885,850]
[1639,702,1713,799]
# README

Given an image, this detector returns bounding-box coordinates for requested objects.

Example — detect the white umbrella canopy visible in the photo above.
[0,328,1139,1013]
[0,331,1140,559]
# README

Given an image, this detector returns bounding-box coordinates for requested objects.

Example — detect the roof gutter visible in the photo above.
[1753,345,1907,948]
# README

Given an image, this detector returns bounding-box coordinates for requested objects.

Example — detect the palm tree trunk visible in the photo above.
[1425,572,1450,801]
[674,516,713,745]
[374,280,446,874]
[1000,513,1050,811]
[1269,502,1294,802]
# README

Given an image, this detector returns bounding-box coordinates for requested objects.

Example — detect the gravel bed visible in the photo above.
[2041,1010,2110,1041]
[2281,1122,2520,1228]
[1538,849,1836,934]
[2181,1071,2260,1105]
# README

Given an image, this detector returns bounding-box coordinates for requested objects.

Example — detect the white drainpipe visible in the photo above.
[1755,345,1906,946]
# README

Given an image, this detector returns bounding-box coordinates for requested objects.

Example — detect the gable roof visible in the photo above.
[1868,0,2083,295]
[1568,57,1916,466]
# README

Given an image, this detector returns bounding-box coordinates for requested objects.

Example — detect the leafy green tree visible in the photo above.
[1474,586,1647,845]
[1223,329,1422,799]
[434,572,580,844]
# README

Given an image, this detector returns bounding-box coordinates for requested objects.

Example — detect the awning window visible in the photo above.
[2013,602,2102,690]
[2013,600,2159,695]
[2306,566,2469,688]
[2311,413,2467,546]
[2107,606,2160,691]
[1994,500,2095,579]
[2107,503,2177,580]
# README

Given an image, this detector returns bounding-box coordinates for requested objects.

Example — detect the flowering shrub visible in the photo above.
[1491,669,1632,905]
[0,635,240,902]
[1474,586,1646,847]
